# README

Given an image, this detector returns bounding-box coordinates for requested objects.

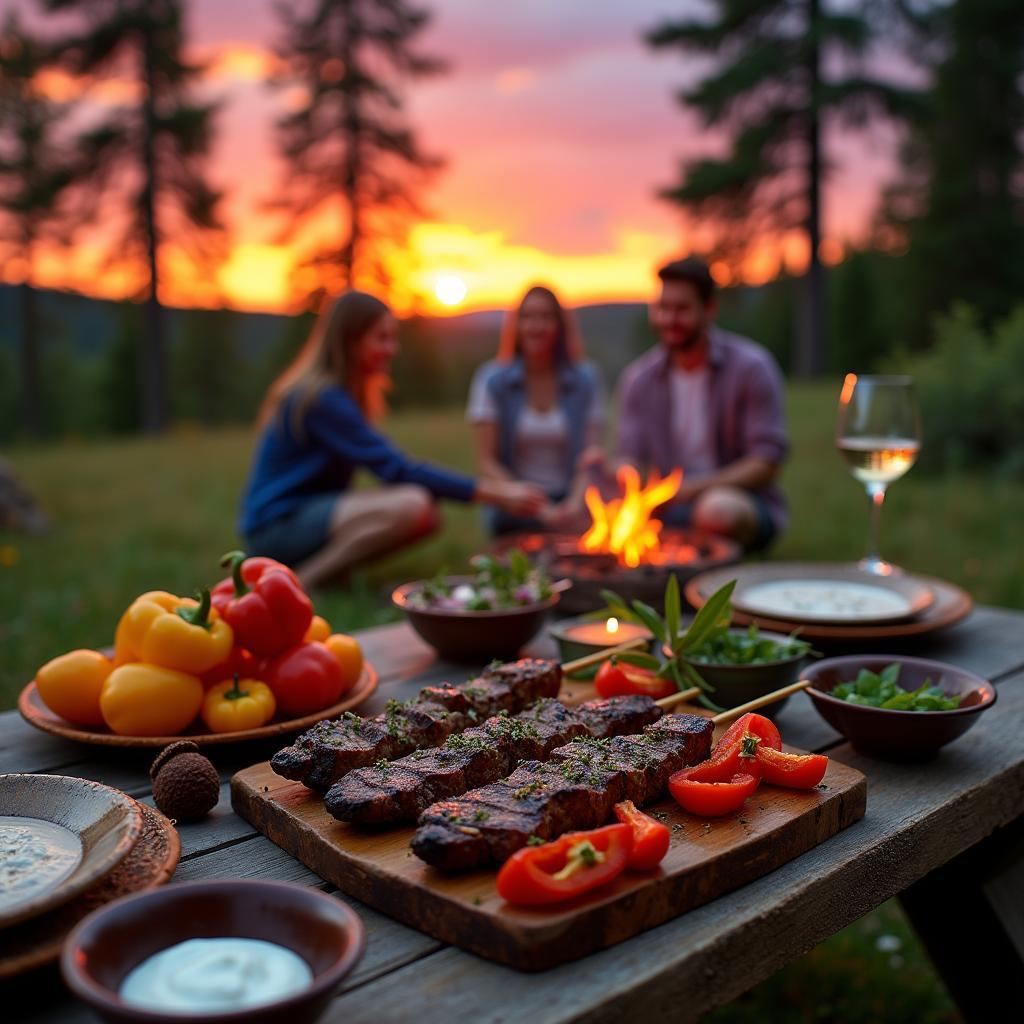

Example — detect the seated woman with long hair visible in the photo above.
[239,291,545,588]
[467,284,604,535]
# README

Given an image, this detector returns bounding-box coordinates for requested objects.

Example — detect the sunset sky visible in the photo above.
[15,0,905,315]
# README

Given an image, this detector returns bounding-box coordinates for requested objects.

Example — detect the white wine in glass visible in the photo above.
[835,375,922,575]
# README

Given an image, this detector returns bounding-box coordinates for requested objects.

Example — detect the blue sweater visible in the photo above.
[240,386,476,535]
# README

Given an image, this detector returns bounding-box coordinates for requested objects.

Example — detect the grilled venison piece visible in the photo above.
[411,713,713,872]
[325,695,662,825]
[270,658,561,792]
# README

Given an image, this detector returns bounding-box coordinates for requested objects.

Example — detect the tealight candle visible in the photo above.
[562,617,651,648]
[550,616,655,679]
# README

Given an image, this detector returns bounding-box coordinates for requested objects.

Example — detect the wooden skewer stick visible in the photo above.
[655,686,702,710]
[710,679,812,726]
[560,635,650,676]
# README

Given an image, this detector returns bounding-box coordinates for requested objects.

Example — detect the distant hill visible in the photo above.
[0,285,652,385]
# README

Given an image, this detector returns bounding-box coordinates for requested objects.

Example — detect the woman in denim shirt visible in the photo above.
[467,285,604,535]
[240,292,545,587]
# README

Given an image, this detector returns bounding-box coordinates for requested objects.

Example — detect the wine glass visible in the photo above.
[835,374,921,576]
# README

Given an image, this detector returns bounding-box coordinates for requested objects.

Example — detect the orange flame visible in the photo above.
[580,465,683,568]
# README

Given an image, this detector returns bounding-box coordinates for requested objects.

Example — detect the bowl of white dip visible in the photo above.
[61,879,365,1023]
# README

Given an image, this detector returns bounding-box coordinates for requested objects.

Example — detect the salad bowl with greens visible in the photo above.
[601,578,812,718]
[804,655,996,760]
[393,552,562,662]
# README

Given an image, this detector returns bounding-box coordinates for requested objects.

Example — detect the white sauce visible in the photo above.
[740,580,912,621]
[120,937,313,1014]
[0,817,82,914]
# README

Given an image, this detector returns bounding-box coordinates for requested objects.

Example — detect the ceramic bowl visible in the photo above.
[0,774,143,928]
[678,629,809,719]
[804,655,997,760]
[392,575,561,662]
[61,879,366,1024]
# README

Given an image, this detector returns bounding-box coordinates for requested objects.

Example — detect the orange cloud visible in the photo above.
[31,68,141,104]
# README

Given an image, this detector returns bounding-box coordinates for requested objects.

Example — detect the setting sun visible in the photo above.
[434,273,468,308]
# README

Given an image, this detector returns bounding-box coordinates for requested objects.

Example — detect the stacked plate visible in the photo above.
[0,774,180,979]
[686,563,973,643]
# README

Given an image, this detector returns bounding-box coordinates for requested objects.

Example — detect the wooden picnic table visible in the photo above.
[6,608,1024,1023]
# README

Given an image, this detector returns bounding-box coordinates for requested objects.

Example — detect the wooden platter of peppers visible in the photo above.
[231,712,866,970]
[19,552,377,748]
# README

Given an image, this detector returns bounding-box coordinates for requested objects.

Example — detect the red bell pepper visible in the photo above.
[613,800,670,871]
[594,658,677,701]
[200,646,259,690]
[715,712,782,756]
[212,551,313,658]
[668,771,760,817]
[755,746,829,789]
[496,824,633,906]
[263,641,344,717]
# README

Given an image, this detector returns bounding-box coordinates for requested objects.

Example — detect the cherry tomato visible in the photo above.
[594,658,677,700]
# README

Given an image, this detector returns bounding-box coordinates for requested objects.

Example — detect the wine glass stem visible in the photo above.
[865,482,887,564]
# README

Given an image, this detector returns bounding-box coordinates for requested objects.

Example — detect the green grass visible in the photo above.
[3,383,996,1021]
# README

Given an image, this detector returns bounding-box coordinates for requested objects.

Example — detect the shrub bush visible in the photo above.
[893,304,1024,476]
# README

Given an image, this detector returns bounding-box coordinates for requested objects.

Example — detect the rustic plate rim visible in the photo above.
[0,800,179,980]
[727,565,935,625]
[686,563,972,640]
[18,660,379,749]
[0,775,144,929]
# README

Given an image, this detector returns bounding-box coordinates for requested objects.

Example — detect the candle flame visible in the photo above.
[606,616,619,635]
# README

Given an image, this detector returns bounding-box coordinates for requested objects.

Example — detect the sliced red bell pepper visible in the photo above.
[756,746,829,789]
[715,712,782,756]
[678,733,763,785]
[594,658,677,700]
[212,551,313,658]
[496,824,632,906]
[263,641,344,717]
[669,771,760,817]
[613,800,670,871]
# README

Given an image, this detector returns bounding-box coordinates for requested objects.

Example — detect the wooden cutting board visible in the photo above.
[231,756,866,971]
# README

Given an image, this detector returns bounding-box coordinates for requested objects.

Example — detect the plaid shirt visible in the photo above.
[616,326,789,532]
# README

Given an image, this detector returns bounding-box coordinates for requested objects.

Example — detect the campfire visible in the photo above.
[580,465,684,568]
[490,466,740,615]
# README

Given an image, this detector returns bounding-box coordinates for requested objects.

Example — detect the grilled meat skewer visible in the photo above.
[325,695,662,825]
[412,713,714,872]
[271,658,561,792]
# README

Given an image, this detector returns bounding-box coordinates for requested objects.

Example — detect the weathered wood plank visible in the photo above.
[318,670,1024,1023]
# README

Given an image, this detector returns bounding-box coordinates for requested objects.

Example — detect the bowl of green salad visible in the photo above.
[804,655,996,760]
[392,552,561,663]
[679,625,812,719]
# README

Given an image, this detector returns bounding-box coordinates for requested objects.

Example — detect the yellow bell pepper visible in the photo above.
[35,649,112,727]
[100,663,204,736]
[201,676,277,734]
[304,615,331,643]
[114,589,233,675]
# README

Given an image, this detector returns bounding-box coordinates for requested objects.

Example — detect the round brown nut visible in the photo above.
[151,746,220,823]
[149,739,201,783]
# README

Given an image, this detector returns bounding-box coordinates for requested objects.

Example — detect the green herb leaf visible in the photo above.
[629,599,668,645]
[664,574,682,648]
[617,651,661,671]
[678,580,736,654]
